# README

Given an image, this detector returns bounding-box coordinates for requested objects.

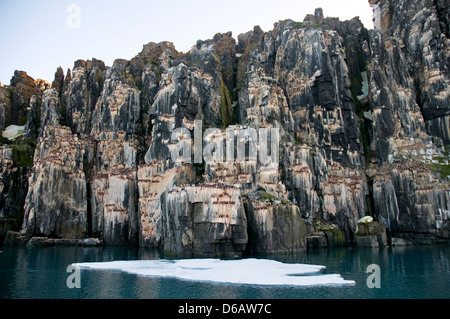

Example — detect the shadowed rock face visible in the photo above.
[1,3,449,254]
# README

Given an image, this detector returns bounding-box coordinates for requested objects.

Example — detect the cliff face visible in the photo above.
[370,0,449,143]
[1,2,449,255]
[368,0,450,241]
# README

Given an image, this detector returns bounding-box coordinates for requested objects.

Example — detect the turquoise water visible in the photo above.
[1,244,449,299]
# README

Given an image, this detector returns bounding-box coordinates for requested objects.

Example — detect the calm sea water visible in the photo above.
[1,244,449,299]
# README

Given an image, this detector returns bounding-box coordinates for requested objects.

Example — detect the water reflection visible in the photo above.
[1,244,449,299]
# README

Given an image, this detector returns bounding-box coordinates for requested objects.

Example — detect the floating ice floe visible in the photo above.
[74,258,355,287]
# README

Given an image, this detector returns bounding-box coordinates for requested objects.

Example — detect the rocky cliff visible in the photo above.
[0,1,449,256]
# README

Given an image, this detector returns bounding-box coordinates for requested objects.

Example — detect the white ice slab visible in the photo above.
[75,258,355,287]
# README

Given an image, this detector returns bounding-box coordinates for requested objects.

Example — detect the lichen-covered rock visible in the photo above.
[2,231,28,246]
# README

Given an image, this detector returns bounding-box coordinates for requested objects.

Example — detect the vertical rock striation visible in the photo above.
[367,0,450,242]
[1,3,449,252]
[369,0,450,144]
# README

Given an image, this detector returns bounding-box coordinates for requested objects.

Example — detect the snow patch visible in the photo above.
[357,71,369,101]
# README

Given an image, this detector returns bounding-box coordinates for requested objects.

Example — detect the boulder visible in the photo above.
[356,235,379,248]
[356,217,387,247]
